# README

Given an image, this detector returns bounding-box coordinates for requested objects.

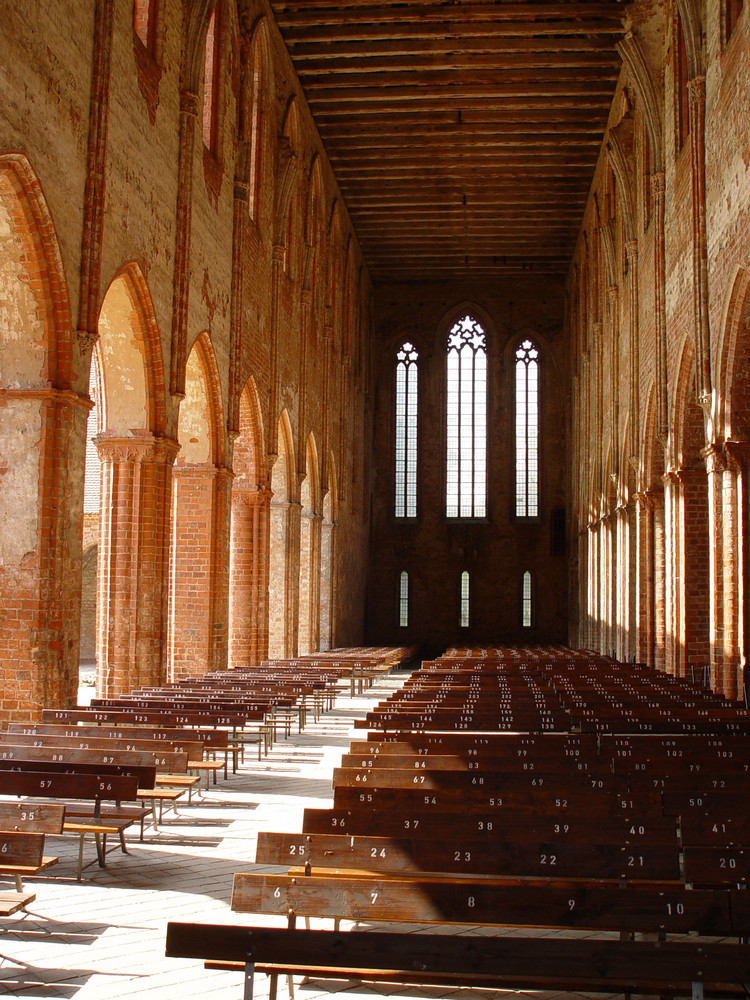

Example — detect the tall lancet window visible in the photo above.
[515,339,539,517]
[395,341,418,518]
[522,571,533,627]
[399,571,409,627]
[459,571,471,628]
[446,315,487,518]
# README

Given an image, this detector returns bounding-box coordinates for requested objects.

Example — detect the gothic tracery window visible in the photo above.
[395,341,418,518]
[515,339,539,517]
[446,315,487,518]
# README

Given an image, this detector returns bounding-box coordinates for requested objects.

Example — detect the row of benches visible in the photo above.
[166,648,750,999]
[0,649,408,902]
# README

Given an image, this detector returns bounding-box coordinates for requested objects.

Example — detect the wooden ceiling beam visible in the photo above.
[273,3,625,26]
[294,52,621,73]
[287,35,622,59]
[278,21,625,43]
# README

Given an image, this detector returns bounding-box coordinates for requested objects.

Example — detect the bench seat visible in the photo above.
[166,923,750,999]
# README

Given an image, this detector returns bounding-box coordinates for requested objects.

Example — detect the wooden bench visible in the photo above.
[166,914,750,998]
[0,765,151,879]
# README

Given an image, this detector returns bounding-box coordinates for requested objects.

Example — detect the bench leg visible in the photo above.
[77,833,85,880]
[14,874,22,892]
[243,961,255,1000]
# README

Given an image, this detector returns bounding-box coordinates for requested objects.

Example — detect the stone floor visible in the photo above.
[1,672,630,1000]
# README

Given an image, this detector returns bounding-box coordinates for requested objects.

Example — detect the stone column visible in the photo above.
[704,443,729,695]
[94,434,178,696]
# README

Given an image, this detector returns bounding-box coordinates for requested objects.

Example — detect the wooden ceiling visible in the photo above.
[268,0,627,282]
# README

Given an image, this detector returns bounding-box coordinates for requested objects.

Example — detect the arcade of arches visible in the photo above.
[1,0,750,724]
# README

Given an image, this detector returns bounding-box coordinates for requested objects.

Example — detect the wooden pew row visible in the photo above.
[166,922,750,999]
[10,721,235,774]
[0,768,146,879]
[0,743,200,810]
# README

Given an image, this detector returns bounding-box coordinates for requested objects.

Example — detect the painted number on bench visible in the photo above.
[289,845,306,857]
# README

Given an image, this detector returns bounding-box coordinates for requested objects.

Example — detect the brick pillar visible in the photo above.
[298,510,323,654]
[615,503,629,661]
[95,434,177,696]
[705,442,734,697]
[662,471,680,676]
[587,521,599,651]
[653,490,667,674]
[287,499,302,658]
[0,387,91,722]
[677,467,710,680]
[635,491,655,667]
[229,486,270,667]
[320,515,335,651]
[725,442,750,701]
[169,464,231,680]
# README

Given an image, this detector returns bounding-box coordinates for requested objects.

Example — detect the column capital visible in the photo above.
[687,74,706,106]
[723,440,750,470]
[701,443,728,475]
[625,239,639,263]
[94,433,179,465]
[179,88,199,117]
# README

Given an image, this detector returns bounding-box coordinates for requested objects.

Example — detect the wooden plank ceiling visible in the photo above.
[268,0,627,281]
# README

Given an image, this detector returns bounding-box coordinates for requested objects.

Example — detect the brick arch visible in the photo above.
[0,153,73,389]
[716,264,750,442]
[234,375,265,486]
[672,335,706,469]
[178,331,226,468]
[98,263,167,436]
[302,432,320,514]
[272,408,296,502]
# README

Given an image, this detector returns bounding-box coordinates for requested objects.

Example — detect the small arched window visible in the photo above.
[202,4,221,155]
[395,341,418,518]
[399,571,409,627]
[459,571,470,628]
[446,315,487,518]
[515,339,539,517]
[522,571,533,628]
